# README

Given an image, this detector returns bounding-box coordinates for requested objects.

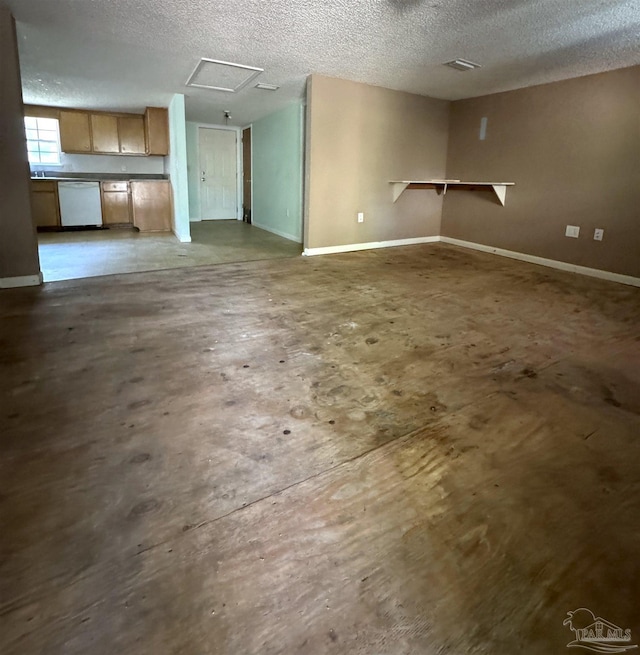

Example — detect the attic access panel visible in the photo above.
[186,58,264,93]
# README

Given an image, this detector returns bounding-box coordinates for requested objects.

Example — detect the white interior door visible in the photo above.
[199,127,238,220]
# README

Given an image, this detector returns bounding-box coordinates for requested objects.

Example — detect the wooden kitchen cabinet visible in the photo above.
[130,180,172,232]
[101,181,131,225]
[144,107,169,156]
[91,114,120,154]
[30,180,60,229]
[118,116,146,155]
[28,104,169,157]
[59,110,91,153]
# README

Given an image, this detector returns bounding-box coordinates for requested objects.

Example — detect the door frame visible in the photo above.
[241,123,253,224]
[195,123,242,221]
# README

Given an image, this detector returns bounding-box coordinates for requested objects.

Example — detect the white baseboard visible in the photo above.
[440,236,640,288]
[0,272,43,289]
[172,229,192,243]
[252,222,302,243]
[304,236,440,257]
[189,217,201,223]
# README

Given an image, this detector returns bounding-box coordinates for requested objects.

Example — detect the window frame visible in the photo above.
[24,116,62,166]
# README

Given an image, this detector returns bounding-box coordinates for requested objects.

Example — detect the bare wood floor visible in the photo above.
[1,244,639,654]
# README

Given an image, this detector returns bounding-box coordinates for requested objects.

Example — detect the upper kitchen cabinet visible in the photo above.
[28,105,169,157]
[118,115,146,155]
[91,113,148,156]
[59,110,91,153]
[90,114,120,154]
[144,107,169,156]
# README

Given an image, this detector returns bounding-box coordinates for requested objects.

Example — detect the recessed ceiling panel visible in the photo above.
[445,59,482,72]
[186,58,263,93]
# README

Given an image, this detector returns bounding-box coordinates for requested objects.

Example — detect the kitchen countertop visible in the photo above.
[31,173,168,181]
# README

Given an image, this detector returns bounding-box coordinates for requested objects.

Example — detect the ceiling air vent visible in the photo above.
[186,58,263,93]
[255,83,280,91]
[444,59,481,72]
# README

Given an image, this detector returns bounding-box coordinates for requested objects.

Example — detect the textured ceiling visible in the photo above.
[6,0,640,126]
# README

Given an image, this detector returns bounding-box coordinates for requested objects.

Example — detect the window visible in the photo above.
[24,116,61,165]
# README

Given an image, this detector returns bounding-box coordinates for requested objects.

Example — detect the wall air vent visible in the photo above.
[444,59,481,72]
[186,58,263,93]
[255,83,280,91]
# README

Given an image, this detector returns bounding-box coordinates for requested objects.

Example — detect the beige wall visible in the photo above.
[443,66,640,278]
[0,7,41,284]
[305,75,450,250]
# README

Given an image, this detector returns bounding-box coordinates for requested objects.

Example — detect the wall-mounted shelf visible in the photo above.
[390,180,515,206]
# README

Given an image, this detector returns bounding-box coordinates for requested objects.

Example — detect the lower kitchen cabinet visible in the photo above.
[130,180,172,232]
[30,180,60,229]
[101,181,131,225]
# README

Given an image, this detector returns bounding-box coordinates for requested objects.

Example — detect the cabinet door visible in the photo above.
[144,107,169,156]
[102,191,131,225]
[59,110,91,153]
[91,114,119,153]
[131,180,172,232]
[118,116,146,155]
[31,182,60,228]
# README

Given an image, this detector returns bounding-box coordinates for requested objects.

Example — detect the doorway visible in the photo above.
[198,127,238,220]
[242,126,252,223]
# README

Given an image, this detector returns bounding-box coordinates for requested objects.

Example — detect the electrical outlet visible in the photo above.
[594,228,604,241]
[357,212,364,223]
[121,165,127,172]
[565,225,580,238]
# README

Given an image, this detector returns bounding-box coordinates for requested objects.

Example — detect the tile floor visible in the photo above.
[37,220,302,282]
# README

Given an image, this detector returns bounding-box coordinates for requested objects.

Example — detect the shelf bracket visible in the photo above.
[391,182,409,202]
[491,184,508,207]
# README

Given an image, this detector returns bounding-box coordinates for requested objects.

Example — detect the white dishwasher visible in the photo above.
[58,181,103,227]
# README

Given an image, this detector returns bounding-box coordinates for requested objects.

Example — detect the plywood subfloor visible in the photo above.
[1,244,639,654]
[37,220,301,282]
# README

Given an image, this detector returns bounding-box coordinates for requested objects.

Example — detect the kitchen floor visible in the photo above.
[2,243,639,654]
[37,220,302,282]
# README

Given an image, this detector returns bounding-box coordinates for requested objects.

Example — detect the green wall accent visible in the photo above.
[166,94,191,242]
[185,121,201,220]
[252,102,303,242]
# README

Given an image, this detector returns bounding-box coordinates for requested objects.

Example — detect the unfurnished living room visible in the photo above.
[1,2,639,654]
